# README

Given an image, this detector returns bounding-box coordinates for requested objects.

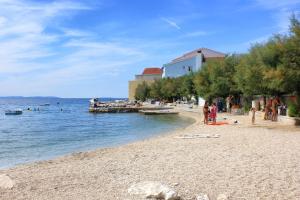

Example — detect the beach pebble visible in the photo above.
[175,134,220,139]
[217,194,228,200]
[195,193,209,200]
[173,182,180,186]
[128,181,179,200]
[0,174,15,189]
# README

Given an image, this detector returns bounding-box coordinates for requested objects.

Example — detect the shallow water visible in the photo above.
[0,97,192,169]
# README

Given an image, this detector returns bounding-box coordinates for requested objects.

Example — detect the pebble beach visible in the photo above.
[0,108,300,200]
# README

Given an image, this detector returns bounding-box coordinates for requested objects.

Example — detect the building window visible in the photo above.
[188,66,192,72]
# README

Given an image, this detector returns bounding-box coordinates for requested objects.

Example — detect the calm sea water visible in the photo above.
[0,97,192,169]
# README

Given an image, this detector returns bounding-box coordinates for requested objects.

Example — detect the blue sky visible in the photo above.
[0,0,299,98]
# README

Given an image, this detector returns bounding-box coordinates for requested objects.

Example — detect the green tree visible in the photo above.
[261,36,286,94]
[149,80,163,100]
[160,78,180,101]
[234,51,266,96]
[280,15,300,94]
[180,73,196,100]
[135,81,150,101]
[194,64,212,101]
[234,15,300,96]
[194,55,240,101]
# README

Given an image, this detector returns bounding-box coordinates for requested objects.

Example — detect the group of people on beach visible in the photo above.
[203,101,217,124]
[202,95,284,125]
[250,96,282,124]
[264,97,281,121]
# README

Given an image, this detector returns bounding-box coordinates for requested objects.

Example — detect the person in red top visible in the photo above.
[210,103,217,124]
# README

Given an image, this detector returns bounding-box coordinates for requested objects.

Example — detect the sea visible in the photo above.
[0,97,192,169]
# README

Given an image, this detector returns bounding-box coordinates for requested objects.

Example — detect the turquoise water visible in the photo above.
[0,97,192,169]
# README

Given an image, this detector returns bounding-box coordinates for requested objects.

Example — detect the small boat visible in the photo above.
[139,110,179,115]
[40,103,50,106]
[89,98,99,104]
[5,109,23,115]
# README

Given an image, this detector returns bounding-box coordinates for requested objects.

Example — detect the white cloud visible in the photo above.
[0,16,7,25]
[0,0,147,97]
[275,9,293,33]
[161,17,181,30]
[0,0,91,73]
[64,40,144,56]
[61,28,94,38]
[242,35,272,47]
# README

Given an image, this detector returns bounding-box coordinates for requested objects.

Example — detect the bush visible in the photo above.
[242,97,251,114]
[288,101,299,117]
[243,105,251,114]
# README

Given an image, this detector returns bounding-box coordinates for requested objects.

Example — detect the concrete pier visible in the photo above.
[89,106,173,113]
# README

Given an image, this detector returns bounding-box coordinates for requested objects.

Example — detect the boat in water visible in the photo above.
[89,98,108,108]
[89,98,99,104]
[40,103,50,106]
[5,109,23,115]
[139,110,178,115]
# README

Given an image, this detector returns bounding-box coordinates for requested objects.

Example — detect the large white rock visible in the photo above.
[0,174,14,189]
[128,181,179,200]
[217,194,228,200]
[196,193,210,200]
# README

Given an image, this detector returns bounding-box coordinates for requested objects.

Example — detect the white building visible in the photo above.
[162,48,226,78]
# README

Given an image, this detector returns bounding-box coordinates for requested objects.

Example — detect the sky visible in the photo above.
[0,0,299,98]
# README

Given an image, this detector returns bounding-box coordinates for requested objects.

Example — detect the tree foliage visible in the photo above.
[194,56,240,101]
[135,81,150,101]
[234,15,300,96]
[281,14,300,94]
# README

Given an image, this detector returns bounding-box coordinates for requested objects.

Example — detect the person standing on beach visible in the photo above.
[203,101,209,124]
[271,97,280,121]
[226,96,230,113]
[250,107,256,124]
[226,95,233,113]
[264,98,272,120]
[210,103,217,124]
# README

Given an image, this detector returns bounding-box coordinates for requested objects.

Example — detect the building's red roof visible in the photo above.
[142,68,162,75]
